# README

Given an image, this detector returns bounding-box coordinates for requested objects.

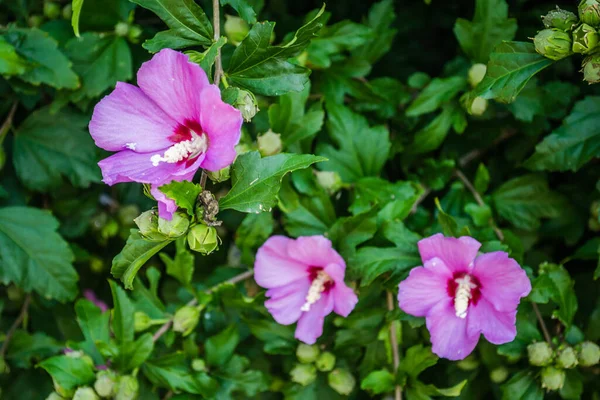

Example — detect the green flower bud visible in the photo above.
[257,130,282,157]
[134,311,152,332]
[187,224,219,255]
[206,166,230,183]
[533,28,572,60]
[43,1,61,19]
[290,363,317,386]
[234,89,259,122]
[172,305,200,336]
[157,211,190,238]
[62,4,72,20]
[94,370,118,398]
[115,22,129,37]
[542,7,578,31]
[573,23,599,54]
[468,63,487,88]
[556,346,578,369]
[115,375,139,400]
[296,343,320,364]
[490,367,509,384]
[316,352,336,372]
[53,378,75,398]
[577,341,600,366]
[328,368,356,396]
[191,358,207,372]
[127,25,143,44]
[134,210,167,241]
[46,392,64,400]
[456,354,480,371]
[224,15,250,46]
[89,256,104,274]
[28,15,44,28]
[527,342,554,366]
[470,96,488,116]
[407,72,430,89]
[579,0,600,26]
[73,386,100,400]
[315,171,343,194]
[540,367,565,391]
[582,54,600,84]
[101,219,119,239]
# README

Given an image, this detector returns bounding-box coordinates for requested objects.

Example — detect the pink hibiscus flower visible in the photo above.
[398,234,531,360]
[90,49,242,219]
[254,235,358,344]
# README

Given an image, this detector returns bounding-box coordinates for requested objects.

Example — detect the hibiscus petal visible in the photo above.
[418,234,481,272]
[324,263,358,317]
[287,236,346,269]
[467,298,517,345]
[264,279,310,325]
[472,252,531,312]
[89,82,177,153]
[199,85,243,171]
[426,298,479,360]
[254,236,310,289]
[150,185,178,220]
[398,257,452,317]
[137,49,209,125]
[98,150,182,185]
[295,292,334,344]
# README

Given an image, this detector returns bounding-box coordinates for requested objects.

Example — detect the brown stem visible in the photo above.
[0,294,32,358]
[0,102,18,144]
[152,270,254,342]
[410,187,431,215]
[200,170,208,189]
[386,291,402,400]
[212,0,223,84]
[458,129,517,168]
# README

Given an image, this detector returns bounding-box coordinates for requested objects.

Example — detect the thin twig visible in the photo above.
[458,129,517,168]
[454,169,553,345]
[386,291,402,400]
[410,187,431,215]
[200,170,208,189]
[152,270,254,342]
[0,294,32,358]
[212,0,223,84]
[0,102,18,143]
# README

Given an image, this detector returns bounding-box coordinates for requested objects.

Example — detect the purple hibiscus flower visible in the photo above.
[90,49,242,219]
[254,235,358,344]
[398,234,531,360]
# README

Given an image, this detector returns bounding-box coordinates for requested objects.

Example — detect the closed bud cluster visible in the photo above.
[290,363,317,386]
[577,341,600,366]
[579,0,600,26]
[187,224,219,255]
[115,22,129,37]
[328,368,356,395]
[94,370,118,398]
[582,54,600,84]
[115,375,139,400]
[527,342,554,366]
[315,171,343,194]
[191,358,207,372]
[540,366,565,391]
[172,305,200,336]
[461,94,488,116]
[134,210,167,241]
[468,63,487,88]
[572,23,599,54]
[296,343,320,364]
[542,7,578,31]
[257,130,283,157]
[534,29,572,60]
[234,89,259,122]
[316,352,336,372]
[134,311,152,332]
[158,211,190,238]
[225,15,250,46]
[490,367,509,383]
[73,386,100,400]
[556,346,578,369]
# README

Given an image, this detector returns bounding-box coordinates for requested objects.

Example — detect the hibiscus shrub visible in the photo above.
[1,0,600,399]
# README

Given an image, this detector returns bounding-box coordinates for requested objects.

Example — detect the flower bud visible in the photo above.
[407,72,430,89]
[540,367,565,391]
[172,305,200,336]
[225,15,250,46]
[157,211,190,238]
[542,7,578,31]
[46,393,64,400]
[115,22,129,37]
[316,171,343,195]
[556,346,578,369]
[89,256,104,274]
[28,15,44,28]
[456,354,480,371]
[191,358,207,372]
[134,311,152,332]
[490,367,509,383]
[468,63,487,88]
[290,364,317,386]
[128,25,143,44]
[471,96,488,116]
[43,1,61,19]
[316,352,336,372]
[134,210,167,241]
[579,0,600,26]
[296,343,320,364]
[582,54,600,84]
[527,342,554,366]
[328,368,356,396]
[62,3,72,20]
[577,341,600,366]
[533,28,572,60]
[234,89,259,122]
[187,224,219,255]
[94,370,118,398]
[115,375,139,400]
[73,386,100,400]
[206,166,231,183]
[573,23,599,54]
[257,130,282,157]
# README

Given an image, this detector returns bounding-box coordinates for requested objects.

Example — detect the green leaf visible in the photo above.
[317,103,390,183]
[280,178,335,237]
[0,206,78,302]
[453,0,517,63]
[109,280,135,344]
[6,331,62,368]
[64,33,132,100]
[474,163,490,193]
[131,0,213,52]
[213,355,269,398]
[435,198,469,237]
[410,104,462,154]
[405,76,466,117]
[501,371,544,400]
[352,0,397,64]
[531,263,578,328]
[560,370,584,400]
[219,151,326,213]
[235,212,274,265]
[160,237,194,287]
[475,41,554,103]
[0,36,29,75]
[13,106,100,191]
[497,303,542,357]
[186,36,227,77]
[71,0,85,37]
[38,355,96,391]
[244,317,295,355]
[328,211,377,261]
[111,230,173,290]
[2,27,79,89]
[226,5,325,95]
[351,221,420,285]
[75,299,110,364]
[221,0,257,24]
[524,96,600,172]
[307,21,373,69]
[205,325,240,367]
[464,203,492,227]
[399,345,438,378]
[349,178,421,222]
[117,333,155,371]
[492,174,565,231]
[158,180,202,216]
[407,379,468,399]
[360,369,395,394]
